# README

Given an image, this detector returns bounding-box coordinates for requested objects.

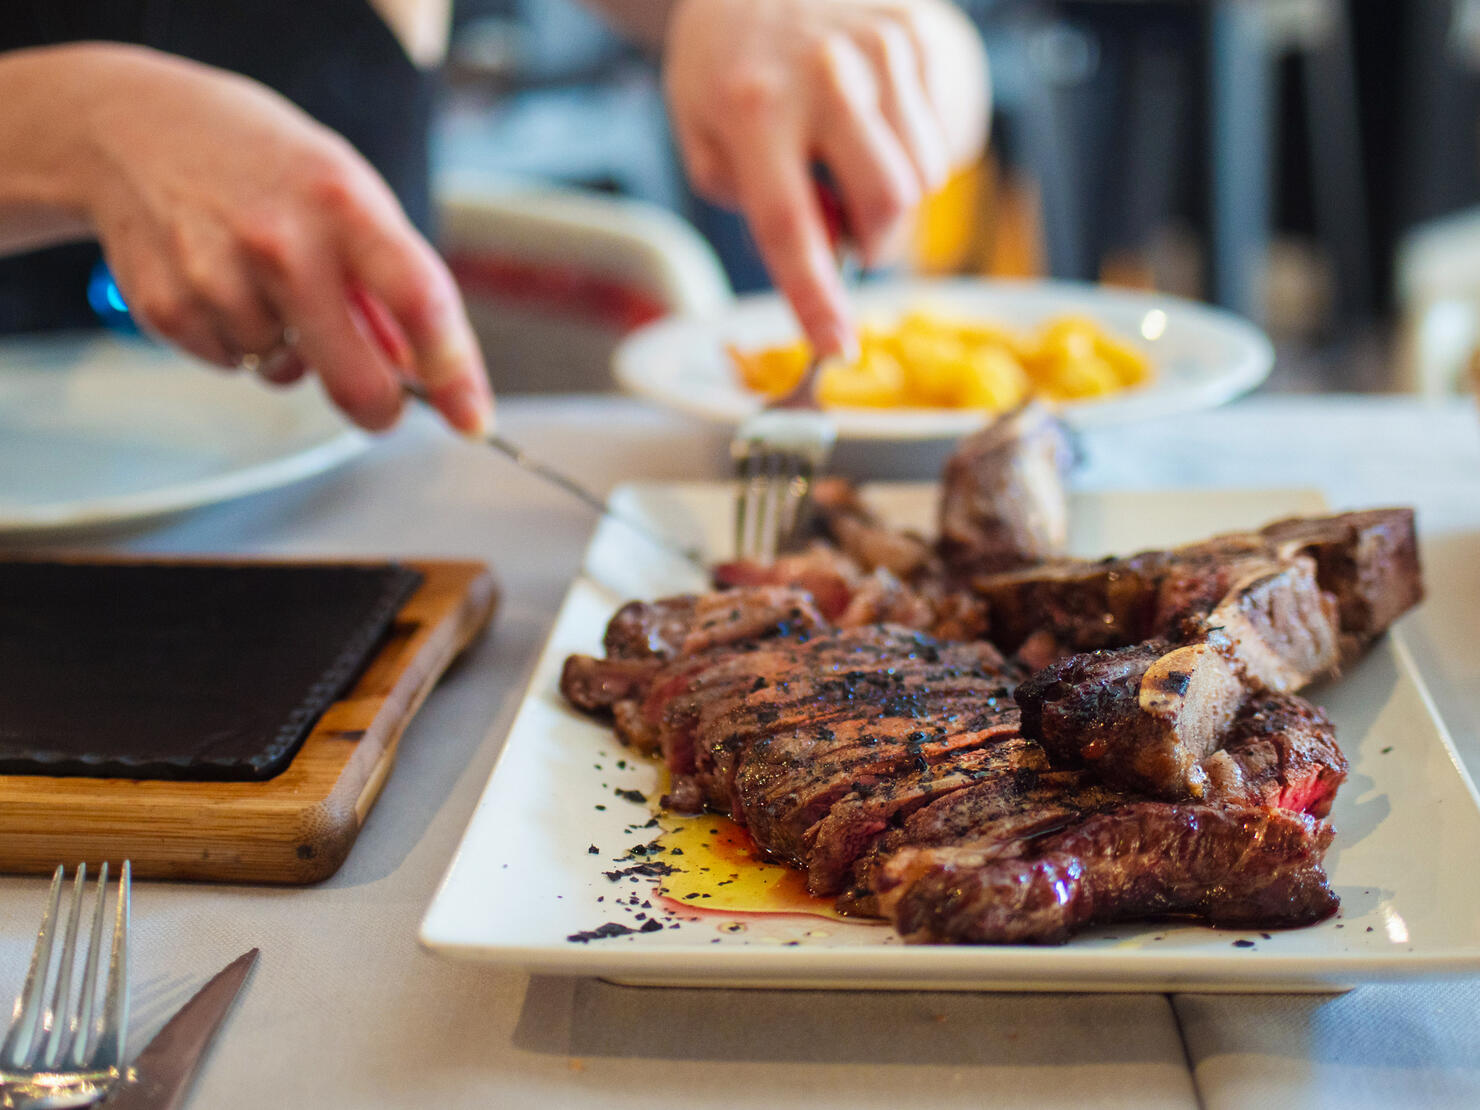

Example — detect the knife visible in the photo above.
[100,948,259,1110]
[343,282,710,572]
[399,380,710,572]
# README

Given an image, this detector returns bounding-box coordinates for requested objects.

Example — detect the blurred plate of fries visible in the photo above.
[613,278,1273,441]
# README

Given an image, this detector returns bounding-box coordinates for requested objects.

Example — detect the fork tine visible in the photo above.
[39,863,89,1070]
[65,863,106,1071]
[67,861,113,1071]
[738,449,777,564]
[734,450,758,561]
[1,865,64,1070]
[88,860,130,1071]
[778,456,814,551]
[756,454,783,565]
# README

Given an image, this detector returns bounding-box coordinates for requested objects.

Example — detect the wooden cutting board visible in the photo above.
[0,558,497,883]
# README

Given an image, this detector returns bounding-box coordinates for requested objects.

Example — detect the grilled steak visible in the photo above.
[560,507,1415,945]
[973,509,1419,661]
[938,403,1075,578]
[1015,639,1247,799]
[1262,509,1424,655]
[1204,694,1347,817]
[877,803,1338,944]
[564,585,1348,942]
[1007,512,1416,800]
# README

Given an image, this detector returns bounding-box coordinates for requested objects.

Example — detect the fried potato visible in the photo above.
[729,309,1152,412]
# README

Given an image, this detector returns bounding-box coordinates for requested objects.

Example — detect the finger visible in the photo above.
[731,138,855,359]
[257,348,308,387]
[675,122,738,208]
[259,246,405,431]
[850,17,951,194]
[109,246,238,369]
[343,223,492,436]
[811,37,922,265]
[190,259,287,364]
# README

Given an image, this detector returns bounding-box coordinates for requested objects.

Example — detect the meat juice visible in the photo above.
[654,811,848,922]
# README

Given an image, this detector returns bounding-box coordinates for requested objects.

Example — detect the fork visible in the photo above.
[730,361,839,564]
[731,187,854,564]
[1,863,130,1110]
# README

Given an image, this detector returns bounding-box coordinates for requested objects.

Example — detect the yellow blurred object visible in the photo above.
[726,341,809,396]
[914,164,986,274]
[729,310,1153,413]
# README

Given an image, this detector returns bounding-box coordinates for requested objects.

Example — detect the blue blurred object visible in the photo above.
[86,260,138,333]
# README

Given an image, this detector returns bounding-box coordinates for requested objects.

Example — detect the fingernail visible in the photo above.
[819,322,859,364]
[433,381,494,437]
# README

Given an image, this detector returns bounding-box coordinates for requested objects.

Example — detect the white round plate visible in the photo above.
[0,334,368,534]
[613,278,1274,440]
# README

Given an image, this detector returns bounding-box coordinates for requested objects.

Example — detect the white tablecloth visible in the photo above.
[1,393,1477,1109]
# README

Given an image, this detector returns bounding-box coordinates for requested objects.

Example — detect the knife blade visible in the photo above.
[400,382,710,572]
[347,283,710,573]
[100,948,259,1110]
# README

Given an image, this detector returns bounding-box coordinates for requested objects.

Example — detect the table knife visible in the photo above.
[350,284,709,572]
[100,948,259,1110]
[400,381,710,572]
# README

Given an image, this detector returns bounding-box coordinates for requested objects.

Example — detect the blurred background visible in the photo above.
[429,0,1480,400]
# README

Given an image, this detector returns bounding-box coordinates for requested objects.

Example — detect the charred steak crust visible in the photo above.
[1006,512,1416,802]
[1205,694,1348,818]
[972,509,1419,663]
[878,803,1339,945]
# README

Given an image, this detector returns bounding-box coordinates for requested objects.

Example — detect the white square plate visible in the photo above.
[421,484,1480,992]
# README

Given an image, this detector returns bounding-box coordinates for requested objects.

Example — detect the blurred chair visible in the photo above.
[1395,206,1480,395]
[983,0,1369,327]
[437,172,732,394]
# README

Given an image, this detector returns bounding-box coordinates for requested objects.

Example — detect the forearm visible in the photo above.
[0,43,118,254]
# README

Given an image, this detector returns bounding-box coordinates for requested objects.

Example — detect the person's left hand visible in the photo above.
[662,0,988,358]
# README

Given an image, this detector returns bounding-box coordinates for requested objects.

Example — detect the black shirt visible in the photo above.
[0,0,434,331]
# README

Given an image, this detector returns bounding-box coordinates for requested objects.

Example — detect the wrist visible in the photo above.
[0,43,172,236]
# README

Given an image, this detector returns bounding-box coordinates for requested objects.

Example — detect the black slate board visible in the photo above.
[0,560,424,780]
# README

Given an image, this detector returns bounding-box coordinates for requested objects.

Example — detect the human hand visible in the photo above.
[73,45,489,434]
[663,0,988,358]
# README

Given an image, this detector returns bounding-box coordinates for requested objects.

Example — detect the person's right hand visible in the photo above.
[662,0,989,360]
[63,44,490,434]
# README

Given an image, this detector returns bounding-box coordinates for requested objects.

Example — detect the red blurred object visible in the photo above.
[445,252,670,333]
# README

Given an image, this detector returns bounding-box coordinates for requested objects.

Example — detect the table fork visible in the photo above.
[731,187,854,564]
[1,863,130,1110]
[730,363,838,564]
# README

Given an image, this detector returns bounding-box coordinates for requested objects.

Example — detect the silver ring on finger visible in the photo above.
[238,326,299,373]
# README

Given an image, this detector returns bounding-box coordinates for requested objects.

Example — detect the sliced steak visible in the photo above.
[969,510,1417,665]
[877,803,1338,944]
[1015,640,1246,799]
[1262,508,1423,656]
[560,654,665,714]
[801,739,1046,895]
[602,596,698,660]
[731,698,1022,868]
[839,769,1125,916]
[812,478,938,581]
[669,629,1014,818]
[558,506,1417,945]
[1202,694,1347,817]
[938,403,1075,578]
[1013,551,1344,801]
